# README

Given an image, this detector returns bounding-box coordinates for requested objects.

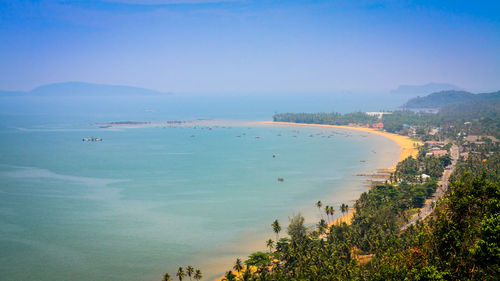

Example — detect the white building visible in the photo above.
[365,112,393,119]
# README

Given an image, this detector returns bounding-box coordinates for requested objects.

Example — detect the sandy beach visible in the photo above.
[258,121,423,227]
[258,121,421,166]
[212,121,420,280]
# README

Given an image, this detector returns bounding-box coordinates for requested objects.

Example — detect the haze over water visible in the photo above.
[0,96,399,280]
[1,0,499,280]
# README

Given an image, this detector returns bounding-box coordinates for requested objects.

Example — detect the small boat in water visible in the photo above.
[82,137,102,142]
[277,177,284,182]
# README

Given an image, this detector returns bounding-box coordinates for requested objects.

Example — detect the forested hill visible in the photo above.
[403,90,500,109]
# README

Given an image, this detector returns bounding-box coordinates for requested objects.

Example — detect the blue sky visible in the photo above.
[1,0,499,93]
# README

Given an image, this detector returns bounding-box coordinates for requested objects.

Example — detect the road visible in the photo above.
[401,144,459,230]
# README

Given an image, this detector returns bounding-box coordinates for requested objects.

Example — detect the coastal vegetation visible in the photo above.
[210,142,499,281]
[162,90,499,280]
[162,266,202,281]
[273,89,500,139]
[211,92,498,280]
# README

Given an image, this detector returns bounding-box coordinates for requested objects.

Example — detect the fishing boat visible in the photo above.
[82,137,102,142]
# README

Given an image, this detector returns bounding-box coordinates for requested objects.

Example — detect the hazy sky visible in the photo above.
[1,0,499,93]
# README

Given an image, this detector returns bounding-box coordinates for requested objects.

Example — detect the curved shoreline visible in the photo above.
[257,121,421,167]
[212,121,420,280]
[255,121,421,227]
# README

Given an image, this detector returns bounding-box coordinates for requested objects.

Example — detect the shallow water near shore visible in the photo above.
[0,92,402,280]
[0,116,399,281]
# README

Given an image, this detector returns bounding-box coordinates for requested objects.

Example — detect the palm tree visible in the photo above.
[340,203,348,223]
[316,200,323,220]
[233,258,243,274]
[317,219,327,234]
[266,238,274,253]
[242,267,252,281]
[344,203,349,217]
[325,205,330,222]
[186,266,194,281]
[162,272,172,281]
[272,219,281,242]
[329,206,335,224]
[176,267,185,281]
[193,269,202,281]
[223,271,236,281]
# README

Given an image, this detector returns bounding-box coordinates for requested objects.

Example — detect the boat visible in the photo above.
[82,137,102,142]
[277,177,284,182]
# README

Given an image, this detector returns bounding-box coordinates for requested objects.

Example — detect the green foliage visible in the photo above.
[451,151,500,183]
[271,219,281,242]
[403,90,476,108]
[287,214,307,241]
[428,173,500,280]
[395,156,419,181]
[162,272,171,281]
[245,252,270,267]
[186,266,194,279]
[233,258,243,273]
[439,154,452,166]
[223,270,237,281]
[176,267,185,281]
[193,269,202,281]
[273,89,500,139]
[273,111,378,125]
[209,97,500,280]
[424,156,444,178]
[393,154,444,182]
[220,135,500,281]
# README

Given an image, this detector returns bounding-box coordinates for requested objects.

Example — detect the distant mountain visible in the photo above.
[402,90,500,109]
[0,82,168,97]
[391,82,461,97]
[439,92,500,121]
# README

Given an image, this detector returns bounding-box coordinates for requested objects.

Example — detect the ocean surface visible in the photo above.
[0,94,401,280]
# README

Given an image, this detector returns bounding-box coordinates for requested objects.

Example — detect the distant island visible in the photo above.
[402,89,500,109]
[390,82,461,97]
[0,81,170,97]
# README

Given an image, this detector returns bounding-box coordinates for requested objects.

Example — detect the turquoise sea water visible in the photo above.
[0,96,400,280]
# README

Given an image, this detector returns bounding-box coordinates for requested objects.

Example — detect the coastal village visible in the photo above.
[207,95,500,281]
[145,97,498,281]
